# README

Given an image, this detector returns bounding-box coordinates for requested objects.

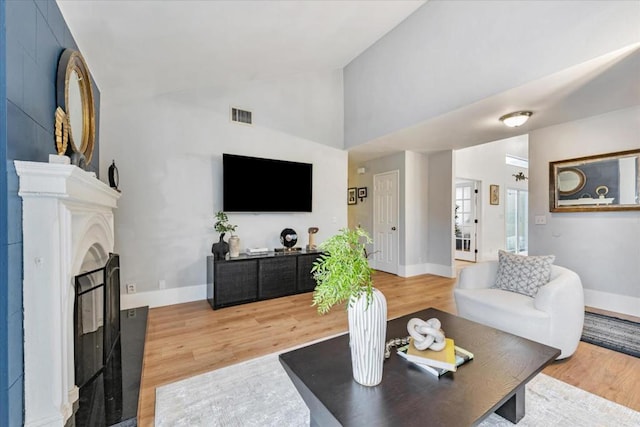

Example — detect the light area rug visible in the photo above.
[155,351,640,427]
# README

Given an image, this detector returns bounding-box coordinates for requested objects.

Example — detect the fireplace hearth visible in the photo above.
[70,253,147,426]
[71,305,147,427]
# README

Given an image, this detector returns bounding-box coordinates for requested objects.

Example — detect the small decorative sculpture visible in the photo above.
[211,234,229,260]
[595,185,609,199]
[280,228,297,249]
[307,227,319,250]
[54,107,68,155]
[407,317,446,351]
[108,160,119,191]
[384,336,411,359]
[512,171,528,182]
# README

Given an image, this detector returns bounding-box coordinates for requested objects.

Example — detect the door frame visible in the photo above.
[454,179,479,262]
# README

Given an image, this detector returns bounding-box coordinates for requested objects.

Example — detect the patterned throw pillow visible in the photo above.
[493,250,555,297]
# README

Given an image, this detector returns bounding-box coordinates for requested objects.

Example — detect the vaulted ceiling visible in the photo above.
[57,0,425,103]
[57,1,640,162]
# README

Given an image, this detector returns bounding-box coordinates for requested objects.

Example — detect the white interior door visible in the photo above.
[455,181,478,262]
[373,170,399,274]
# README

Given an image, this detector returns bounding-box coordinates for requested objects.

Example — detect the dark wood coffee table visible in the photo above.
[279,308,560,426]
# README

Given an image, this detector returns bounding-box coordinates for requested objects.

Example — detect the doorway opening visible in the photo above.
[506,188,528,254]
[455,180,478,262]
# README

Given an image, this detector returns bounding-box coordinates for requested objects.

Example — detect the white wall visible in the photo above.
[344,0,640,148]
[99,70,347,305]
[348,150,453,278]
[529,106,640,316]
[455,135,529,261]
[426,150,455,277]
[404,151,429,270]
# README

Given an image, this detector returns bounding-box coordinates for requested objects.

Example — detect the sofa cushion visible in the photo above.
[493,250,555,297]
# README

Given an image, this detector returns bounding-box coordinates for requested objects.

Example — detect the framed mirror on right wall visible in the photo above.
[549,149,640,212]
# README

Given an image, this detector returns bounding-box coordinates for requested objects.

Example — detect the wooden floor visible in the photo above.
[138,269,640,426]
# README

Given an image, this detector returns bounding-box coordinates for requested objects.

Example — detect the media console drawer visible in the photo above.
[206,251,322,309]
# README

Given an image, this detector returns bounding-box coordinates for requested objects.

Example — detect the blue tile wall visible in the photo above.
[7,376,21,427]
[1,0,102,423]
[6,310,22,390]
[5,0,99,167]
[6,0,36,61]
[6,243,21,321]
[7,101,37,161]
[5,162,19,246]
[34,0,47,17]
[35,11,59,76]
[44,1,66,48]
[1,0,10,423]
[5,38,21,107]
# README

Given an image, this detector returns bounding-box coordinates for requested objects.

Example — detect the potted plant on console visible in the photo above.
[212,211,237,260]
[312,227,387,386]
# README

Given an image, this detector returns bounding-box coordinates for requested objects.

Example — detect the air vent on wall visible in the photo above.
[231,107,253,125]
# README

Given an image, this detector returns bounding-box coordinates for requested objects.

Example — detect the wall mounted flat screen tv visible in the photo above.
[223,153,313,212]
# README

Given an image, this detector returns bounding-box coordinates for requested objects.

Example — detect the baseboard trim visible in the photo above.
[584,289,640,318]
[398,263,456,278]
[121,284,207,309]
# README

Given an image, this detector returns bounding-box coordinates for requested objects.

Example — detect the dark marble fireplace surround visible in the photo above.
[70,255,147,427]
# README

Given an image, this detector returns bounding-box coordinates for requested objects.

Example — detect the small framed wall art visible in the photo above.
[490,184,500,205]
[357,187,367,201]
[348,187,357,205]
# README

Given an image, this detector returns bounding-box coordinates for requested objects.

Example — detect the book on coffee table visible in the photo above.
[403,337,457,371]
[397,343,474,378]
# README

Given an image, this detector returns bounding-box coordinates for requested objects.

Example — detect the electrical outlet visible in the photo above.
[534,215,547,225]
[159,279,166,289]
[126,283,136,294]
[127,309,136,318]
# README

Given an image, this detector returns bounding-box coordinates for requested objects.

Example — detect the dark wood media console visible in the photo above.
[206,250,323,309]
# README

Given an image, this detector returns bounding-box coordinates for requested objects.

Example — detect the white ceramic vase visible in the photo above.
[348,287,387,386]
[228,235,240,258]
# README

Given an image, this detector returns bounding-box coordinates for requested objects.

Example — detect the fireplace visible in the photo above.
[15,161,122,427]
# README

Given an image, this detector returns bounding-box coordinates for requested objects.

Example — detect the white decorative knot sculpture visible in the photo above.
[407,317,446,351]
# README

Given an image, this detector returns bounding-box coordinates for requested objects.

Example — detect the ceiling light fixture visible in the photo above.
[499,111,533,128]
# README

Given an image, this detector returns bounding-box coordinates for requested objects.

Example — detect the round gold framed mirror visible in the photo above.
[557,168,586,196]
[56,49,96,164]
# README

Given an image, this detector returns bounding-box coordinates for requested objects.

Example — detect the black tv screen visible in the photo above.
[223,154,313,212]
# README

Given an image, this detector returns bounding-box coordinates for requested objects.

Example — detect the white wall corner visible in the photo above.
[120,284,207,310]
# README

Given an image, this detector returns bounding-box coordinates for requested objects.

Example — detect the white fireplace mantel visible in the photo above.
[15,161,121,427]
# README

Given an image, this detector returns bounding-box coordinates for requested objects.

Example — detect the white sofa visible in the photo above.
[454,261,584,359]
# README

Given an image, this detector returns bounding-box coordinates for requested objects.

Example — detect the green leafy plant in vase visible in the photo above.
[212,211,237,260]
[311,227,387,386]
[312,227,374,314]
